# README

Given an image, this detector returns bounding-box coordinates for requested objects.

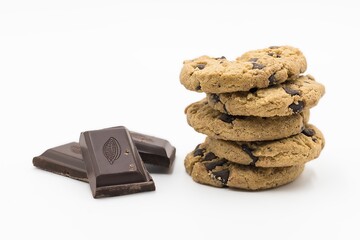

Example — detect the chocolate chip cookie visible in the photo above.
[202,124,324,167]
[180,46,307,93]
[206,75,325,117]
[184,145,304,190]
[185,99,309,142]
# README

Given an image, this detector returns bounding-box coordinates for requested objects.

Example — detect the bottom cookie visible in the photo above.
[185,146,304,190]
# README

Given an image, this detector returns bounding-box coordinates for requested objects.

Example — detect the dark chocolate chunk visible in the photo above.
[209,94,220,104]
[204,159,227,171]
[289,101,305,113]
[215,56,226,60]
[249,87,258,93]
[130,131,176,168]
[248,58,258,62]
[268,74,277,85]
[80,127,155,198]
[33,142,88,182]
[193,145,205,157]
[302,128,315,137]
[252,62,265,70]
[219,113,236,123]
[212,169,230,184]
[195,85,202,91]
[204,152,217,161]
[283,87,301,96]
[269,46,279,49]
[241,144,259,165]
[196,64,206,70]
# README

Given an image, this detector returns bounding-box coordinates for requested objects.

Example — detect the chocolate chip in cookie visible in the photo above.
[211,169,230,184]
[268,74,277,85]
[204,152,217,161]
[193,144,205,157]
[204,159,227,171]
[214,56,226,60]
[218,113,236,123]
[196,64,206,70]
[252,62,265,70]
[289,101,305,113]
[283,87,301,96]
[302,128,315,137]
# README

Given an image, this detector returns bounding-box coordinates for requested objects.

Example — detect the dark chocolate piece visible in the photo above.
[269,46,279,49]
[196,64,206,70]
[33,142,88,182]
[130,131,176,168]
[80,127,155,198]
[302,128,315,137]
[268,74,277,85]
[252,62,265,70]
[289,101,305,113]
[241,144,259,165]
[204,159,227,171]
[218,113,236,123]
[283,87,300,96]
[204,152,217,161]
[193,146,205,157]
[212,169,230,184]
[214,56,226,60]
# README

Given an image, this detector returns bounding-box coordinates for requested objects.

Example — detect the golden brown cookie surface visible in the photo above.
[203,124,324,167]
[185,99,309,142]
[185,145,304,190]
[180,46,307,93]
[207,75,325,117]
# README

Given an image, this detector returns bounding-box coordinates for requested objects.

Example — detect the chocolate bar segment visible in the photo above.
[33,142,88,182]
[130,131,176,168]
[79,127,155,198]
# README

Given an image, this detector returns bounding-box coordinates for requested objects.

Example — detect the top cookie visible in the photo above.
[180,46,307,93]
[207,75,325,117]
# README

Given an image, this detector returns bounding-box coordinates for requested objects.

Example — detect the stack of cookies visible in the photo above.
[180,46,325,190]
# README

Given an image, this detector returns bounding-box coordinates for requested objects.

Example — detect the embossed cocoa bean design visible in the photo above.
[103,137,121,164]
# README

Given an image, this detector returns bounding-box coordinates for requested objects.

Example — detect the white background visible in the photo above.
[1,1,359,239]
